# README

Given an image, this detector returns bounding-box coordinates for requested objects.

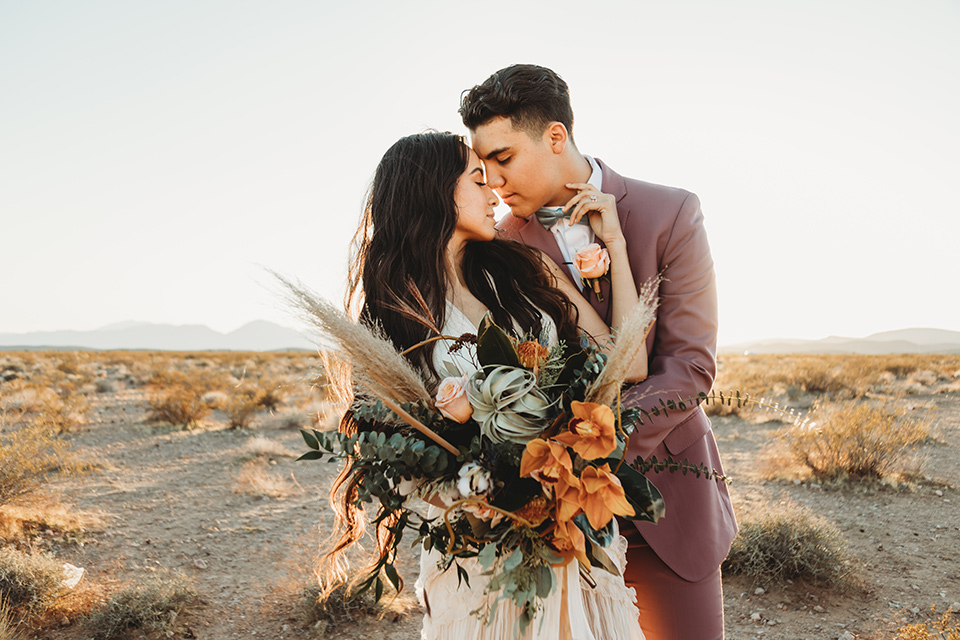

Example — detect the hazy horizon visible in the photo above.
[2,0,958,345]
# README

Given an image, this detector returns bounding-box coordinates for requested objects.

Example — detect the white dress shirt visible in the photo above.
[539,155,603,289]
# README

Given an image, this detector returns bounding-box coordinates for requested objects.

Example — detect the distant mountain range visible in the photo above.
[2,323,958,355]
[0,320,317,352]
[722,328,960,355]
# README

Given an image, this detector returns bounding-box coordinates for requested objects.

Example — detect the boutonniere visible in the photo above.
[573,243,610,301]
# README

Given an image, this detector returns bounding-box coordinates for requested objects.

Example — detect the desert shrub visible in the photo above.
[0,422,80,503]
[254,377,287,411]
[83,575,197,640]
[146,386,211,428]
[895,607,960,640]
[722,499,851,587]
[0,546,66,620]
[222,387,265,429]
[779,400,930,481]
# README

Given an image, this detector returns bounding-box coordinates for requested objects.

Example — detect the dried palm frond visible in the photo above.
[585,278,659,407]
[274,274,432,407]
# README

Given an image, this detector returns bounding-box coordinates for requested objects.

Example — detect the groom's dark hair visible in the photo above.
[459,64,574,140]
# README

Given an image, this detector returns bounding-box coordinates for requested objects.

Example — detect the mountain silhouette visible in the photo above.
[0,321,316,351]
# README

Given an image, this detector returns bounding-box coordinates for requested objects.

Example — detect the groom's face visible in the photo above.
[471,116,563,220]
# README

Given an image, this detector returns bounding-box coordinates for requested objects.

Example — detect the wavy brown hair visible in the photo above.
[317,131,579,601]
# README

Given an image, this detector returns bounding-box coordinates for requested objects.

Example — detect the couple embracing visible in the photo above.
[323,64,737,640]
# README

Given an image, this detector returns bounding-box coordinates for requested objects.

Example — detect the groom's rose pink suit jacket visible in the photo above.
[496,159,738,582]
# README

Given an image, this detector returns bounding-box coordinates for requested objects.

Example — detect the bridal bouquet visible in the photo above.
[286,278,664,632]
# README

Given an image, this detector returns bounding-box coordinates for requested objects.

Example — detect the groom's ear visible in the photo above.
[544,122,569,155]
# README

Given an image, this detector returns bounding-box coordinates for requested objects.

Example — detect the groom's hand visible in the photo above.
[564,183,625,248]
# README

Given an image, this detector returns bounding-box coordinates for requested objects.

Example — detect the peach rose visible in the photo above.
[435,376,473,423]
[573,243,610,279]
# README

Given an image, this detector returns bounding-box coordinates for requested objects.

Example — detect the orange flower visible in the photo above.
[554,478,583,522]
[578,463,634,530]
[520,439,575,487]
[516,340,550,371]
[553,401,618,460]
[547,517,589,567]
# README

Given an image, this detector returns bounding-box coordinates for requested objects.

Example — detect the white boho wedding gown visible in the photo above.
[414,302,644,640]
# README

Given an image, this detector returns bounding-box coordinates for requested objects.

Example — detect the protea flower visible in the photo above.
[466,365,553,444]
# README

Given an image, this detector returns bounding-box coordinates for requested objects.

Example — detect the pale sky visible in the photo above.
[2,0,958,346]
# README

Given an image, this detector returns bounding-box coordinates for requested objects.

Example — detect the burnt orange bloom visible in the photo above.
[578,463,634,530]
[520,439,575,486]
[553,401,618,460]
[554,478,583,522]
[548,516,589,567]
[517,340,550,371]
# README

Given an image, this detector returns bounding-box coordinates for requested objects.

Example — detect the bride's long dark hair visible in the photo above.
[346,131,578,375]
[317,132,579,602]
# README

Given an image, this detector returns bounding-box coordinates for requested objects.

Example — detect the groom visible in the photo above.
[460,64,737,640]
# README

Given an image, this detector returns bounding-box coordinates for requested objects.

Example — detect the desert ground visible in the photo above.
[1,351,959,639]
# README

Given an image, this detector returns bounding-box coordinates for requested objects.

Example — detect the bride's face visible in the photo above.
[452,149,499,244]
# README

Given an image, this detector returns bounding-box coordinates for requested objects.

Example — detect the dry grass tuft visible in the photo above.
[0,421,86,504]
[240,435,296,461]
[722,498,852,588]
[299,579,416,630]
[778,400,930,482]
[82,574,198,640]
[0,595,23,640]
[233,461,297,498]
[0,546,67,621]
[0,500,99,543]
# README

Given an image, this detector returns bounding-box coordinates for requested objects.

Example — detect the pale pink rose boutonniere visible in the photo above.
[435,375,473,423]
[573,243,610,301]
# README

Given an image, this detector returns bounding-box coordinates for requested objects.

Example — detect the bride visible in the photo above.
[320,131,648,639]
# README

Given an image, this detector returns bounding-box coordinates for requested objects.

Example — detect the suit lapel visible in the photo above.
[515,216,573,285]
[594,159,630,324]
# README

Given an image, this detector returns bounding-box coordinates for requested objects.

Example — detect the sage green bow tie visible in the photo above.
[534,206,590,230]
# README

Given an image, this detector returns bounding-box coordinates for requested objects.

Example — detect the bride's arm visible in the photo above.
[540,253,648,383]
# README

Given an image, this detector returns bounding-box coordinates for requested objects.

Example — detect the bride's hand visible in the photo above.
[564,183,625,248]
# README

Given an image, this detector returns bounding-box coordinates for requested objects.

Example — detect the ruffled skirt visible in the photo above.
[415,522,644,640]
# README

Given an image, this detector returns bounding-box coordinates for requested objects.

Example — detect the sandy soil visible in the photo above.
[18,377,960,640]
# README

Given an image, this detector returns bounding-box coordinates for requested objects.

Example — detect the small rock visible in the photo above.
[60,616,70,627]
[767,620,776,626]
[193,559,208,570]
[839,632,855,640]
[910,607,921,614]
[750,612,762,621]
[754,588,766,595]
[952,602,960,611]
[814,605,826,613]
[936,490,944,497]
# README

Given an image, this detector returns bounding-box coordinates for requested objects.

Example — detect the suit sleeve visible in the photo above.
[623,192,718,460]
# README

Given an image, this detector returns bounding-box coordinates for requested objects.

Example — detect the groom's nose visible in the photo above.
[485,165,505,190]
